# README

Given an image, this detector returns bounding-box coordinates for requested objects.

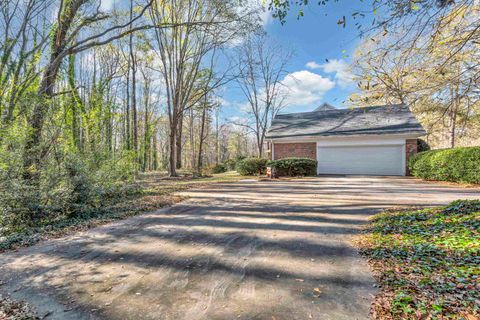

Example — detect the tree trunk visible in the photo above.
[448,86,460,149]
[68,54,82,151]
[130,52,138,153]
[449,99,458,148]
[169,128,177,176]
[215,108,219,164]
[189,107,195,169]
[152,131,158,171]
[197,104,207,175]
[23,0,86,177]
[142,77,150,172]
[23,57,63,179]
[176,114,183,169]
[125,57,131,150]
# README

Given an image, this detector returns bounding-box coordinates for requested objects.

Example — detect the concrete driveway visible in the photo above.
[1,176,479,320]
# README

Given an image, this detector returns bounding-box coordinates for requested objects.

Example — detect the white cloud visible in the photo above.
[100,0,114,12]
[307,59,354,88]
[280,70,335,107]
[305,61,322,69]
[216,97,232,108]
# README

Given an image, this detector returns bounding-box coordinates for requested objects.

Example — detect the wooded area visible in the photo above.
[0,0,479,232]
[0,0,270,231]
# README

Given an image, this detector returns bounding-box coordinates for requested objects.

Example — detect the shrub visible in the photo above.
[210,163,227,174]
[268,157,317,176]
[0,149,138,235]
[417,138,430,152]
[235,157,267,175]
[408,147,480,184]
[223,159,236,171]
[235,155,246,162]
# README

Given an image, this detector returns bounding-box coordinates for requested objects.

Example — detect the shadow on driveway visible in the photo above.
[0,176,478,320]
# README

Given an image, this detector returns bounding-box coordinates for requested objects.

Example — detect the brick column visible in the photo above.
[405,139,418,176]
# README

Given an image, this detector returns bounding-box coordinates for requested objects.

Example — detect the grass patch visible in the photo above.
[356,200,480,319]
[0,171,252,252]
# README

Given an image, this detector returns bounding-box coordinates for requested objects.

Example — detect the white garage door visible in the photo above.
[317,144,404,176]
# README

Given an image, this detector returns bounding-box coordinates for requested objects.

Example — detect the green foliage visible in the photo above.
[210,163,227,174]
[417,138,431,152]
[235,155,246,162]
[359,200,480,318]
[409,147,480,184]
[235,157,267,175]
[0,148,138,236]
[268,157,317,176]
[223,159,236,171]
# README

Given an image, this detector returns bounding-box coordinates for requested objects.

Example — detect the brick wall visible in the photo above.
[405,139,418,176]
[273,142,317,160]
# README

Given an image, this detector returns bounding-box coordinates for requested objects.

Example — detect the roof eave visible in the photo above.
[266,130,427,140]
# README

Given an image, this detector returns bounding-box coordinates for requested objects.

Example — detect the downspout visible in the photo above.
[271,140,275,160]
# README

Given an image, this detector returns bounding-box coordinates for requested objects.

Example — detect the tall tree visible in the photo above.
[22,0,156,179]
[149,0,251,176]
[350,3,480,148]
[235,33,290,157]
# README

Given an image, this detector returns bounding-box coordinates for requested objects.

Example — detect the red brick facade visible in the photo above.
[405,139,418,176]
[273,142,317,160]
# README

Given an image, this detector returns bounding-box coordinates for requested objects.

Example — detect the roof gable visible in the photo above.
[266,104,426,139]
[314,103,336,112]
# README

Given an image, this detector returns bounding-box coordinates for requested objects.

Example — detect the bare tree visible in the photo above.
[235,33,290,157]
[149,0,253,176]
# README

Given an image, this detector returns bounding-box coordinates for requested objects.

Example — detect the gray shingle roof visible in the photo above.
[266,104,426,139]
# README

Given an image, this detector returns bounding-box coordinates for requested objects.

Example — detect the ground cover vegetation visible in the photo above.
[356,200,480,319]
[0,171,251,252]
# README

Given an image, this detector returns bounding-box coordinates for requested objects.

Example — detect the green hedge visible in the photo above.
[236,157,267,175]
[268,157,317,176]
[408,147,480,184]
[223,159,236,171]
[210,163,227,174]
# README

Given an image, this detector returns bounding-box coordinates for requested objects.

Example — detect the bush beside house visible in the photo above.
[268,157,317,176]
[408,147,480,184]
[235,157,268,175]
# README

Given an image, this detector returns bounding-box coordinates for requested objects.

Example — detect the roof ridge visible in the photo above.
[276,104,406,118]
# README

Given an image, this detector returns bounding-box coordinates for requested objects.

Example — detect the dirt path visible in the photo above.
[1,176,478,320]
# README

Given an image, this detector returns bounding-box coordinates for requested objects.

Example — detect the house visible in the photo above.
[266,104,426,176]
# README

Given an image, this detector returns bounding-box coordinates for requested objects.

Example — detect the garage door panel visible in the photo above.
[317,145,404,176]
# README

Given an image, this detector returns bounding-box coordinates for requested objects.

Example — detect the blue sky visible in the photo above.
[221,1,374,120]
[99,0,373,119]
